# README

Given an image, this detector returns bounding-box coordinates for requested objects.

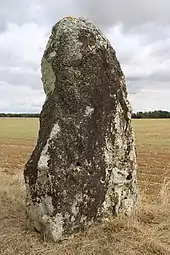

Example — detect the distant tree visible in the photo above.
[0,113,40,118]
[132,110,170,118]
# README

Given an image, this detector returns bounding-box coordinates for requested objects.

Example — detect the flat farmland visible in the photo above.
[0,118,169,199]
[0,118,170,255]
[133,119,170,200]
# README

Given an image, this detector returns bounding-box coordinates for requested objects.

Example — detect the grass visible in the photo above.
[133,119,170,146]
[0,118,38,142]
[0,118,170,254]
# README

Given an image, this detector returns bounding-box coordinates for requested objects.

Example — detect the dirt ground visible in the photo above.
[0,118,169,254]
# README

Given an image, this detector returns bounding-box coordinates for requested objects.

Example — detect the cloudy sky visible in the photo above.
[0,0,170,113]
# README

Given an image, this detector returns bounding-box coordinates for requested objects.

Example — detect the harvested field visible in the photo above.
[0,118,169,254]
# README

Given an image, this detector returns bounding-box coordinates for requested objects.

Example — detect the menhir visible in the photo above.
[24,16,138,242]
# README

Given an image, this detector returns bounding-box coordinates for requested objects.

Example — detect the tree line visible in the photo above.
[0,113,39,118]
[132,110,170,118]
[0,110,170,118]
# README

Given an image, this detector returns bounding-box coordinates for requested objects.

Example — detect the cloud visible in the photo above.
[0,0,170,112]
[0,22,48,93]
[0,0,79,31]
[129,88,170,112]
[35,0,79,27]
[74,0,170,29]
[0,22,48,69]
[0,66,41,89]
[2,0,169,31]
[106,24,170,96]
[0,1,34,31]
[0,82,45,113]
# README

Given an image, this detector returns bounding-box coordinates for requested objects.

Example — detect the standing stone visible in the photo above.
[24,16,138,242]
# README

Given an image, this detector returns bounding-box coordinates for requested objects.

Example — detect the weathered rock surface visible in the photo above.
[24,16,138,242]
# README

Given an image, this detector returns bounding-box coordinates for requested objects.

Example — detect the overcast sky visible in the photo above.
[0,0,170,113]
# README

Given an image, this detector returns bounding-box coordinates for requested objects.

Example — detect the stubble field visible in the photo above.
[0,118,170,254]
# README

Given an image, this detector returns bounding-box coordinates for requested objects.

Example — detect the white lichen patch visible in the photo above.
[50,123,60,139]
[103,167,131,216]
[41,213,63,241]
[51,214,63,241]
[38,123,60,170]
[129,143,136,162]
[114,103,125,151]
[80,215,87,224]
[37,122,61,189]
[49,51,56,58]
[41,57,56,96]
[104,138,113,165]
[39,196,54,216]
[85,106,94,116]
[71,193,83,222]
[103,101,138,217]
[26,193,64,241]
[38,143,49,171]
